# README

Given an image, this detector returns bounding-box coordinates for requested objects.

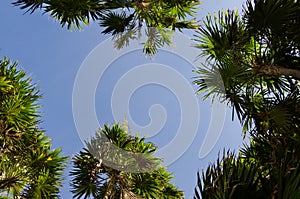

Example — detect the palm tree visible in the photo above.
[12,0,201,55]
[193,0,300,198]
[70,123,183,199]
[193,0,300,137]
[194,4,299,123]
[0,57,67,198]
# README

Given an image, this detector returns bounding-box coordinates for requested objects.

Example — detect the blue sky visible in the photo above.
[1,0,246,198]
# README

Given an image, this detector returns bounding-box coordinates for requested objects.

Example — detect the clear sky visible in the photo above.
[1,0,246,198]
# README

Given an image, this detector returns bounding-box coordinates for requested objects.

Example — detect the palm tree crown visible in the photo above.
[0,57,67,198]
[70,123,184,199]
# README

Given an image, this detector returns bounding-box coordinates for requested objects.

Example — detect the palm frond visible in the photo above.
[12,0,45,13]
[194,150,266,199]
[100,12,135,35]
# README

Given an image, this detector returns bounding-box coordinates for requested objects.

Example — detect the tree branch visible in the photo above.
[256,65,300,80]
[0,176,19,189]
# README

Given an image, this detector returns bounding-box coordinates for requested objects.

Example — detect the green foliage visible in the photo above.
[193,4,300,132]
[195,135,300,199]
[194,10,250,62]
[70,123,183,199]
[240,114,300,198]
[85,123,161,173]
[194,150,266,199]
[142,27,173,55]
[0,57,67,198]
[13,0,201,55]
[193,1,300,198]
[100,12,135,35]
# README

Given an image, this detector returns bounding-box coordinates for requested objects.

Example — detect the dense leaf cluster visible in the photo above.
[0,57,67,198]
[70,123,184,199]
[13,0,201,55]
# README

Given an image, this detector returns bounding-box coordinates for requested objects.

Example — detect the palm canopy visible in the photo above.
[194,101,300,198]
[13,0,201,55]
[193,0,300,134]
[70,123,183,199]
[193,1,300,198]
[195,0,300,79]
[0,57,67,198]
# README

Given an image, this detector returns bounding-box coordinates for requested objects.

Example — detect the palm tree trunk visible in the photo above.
[256,65,300,79]
[104,173,117,199]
